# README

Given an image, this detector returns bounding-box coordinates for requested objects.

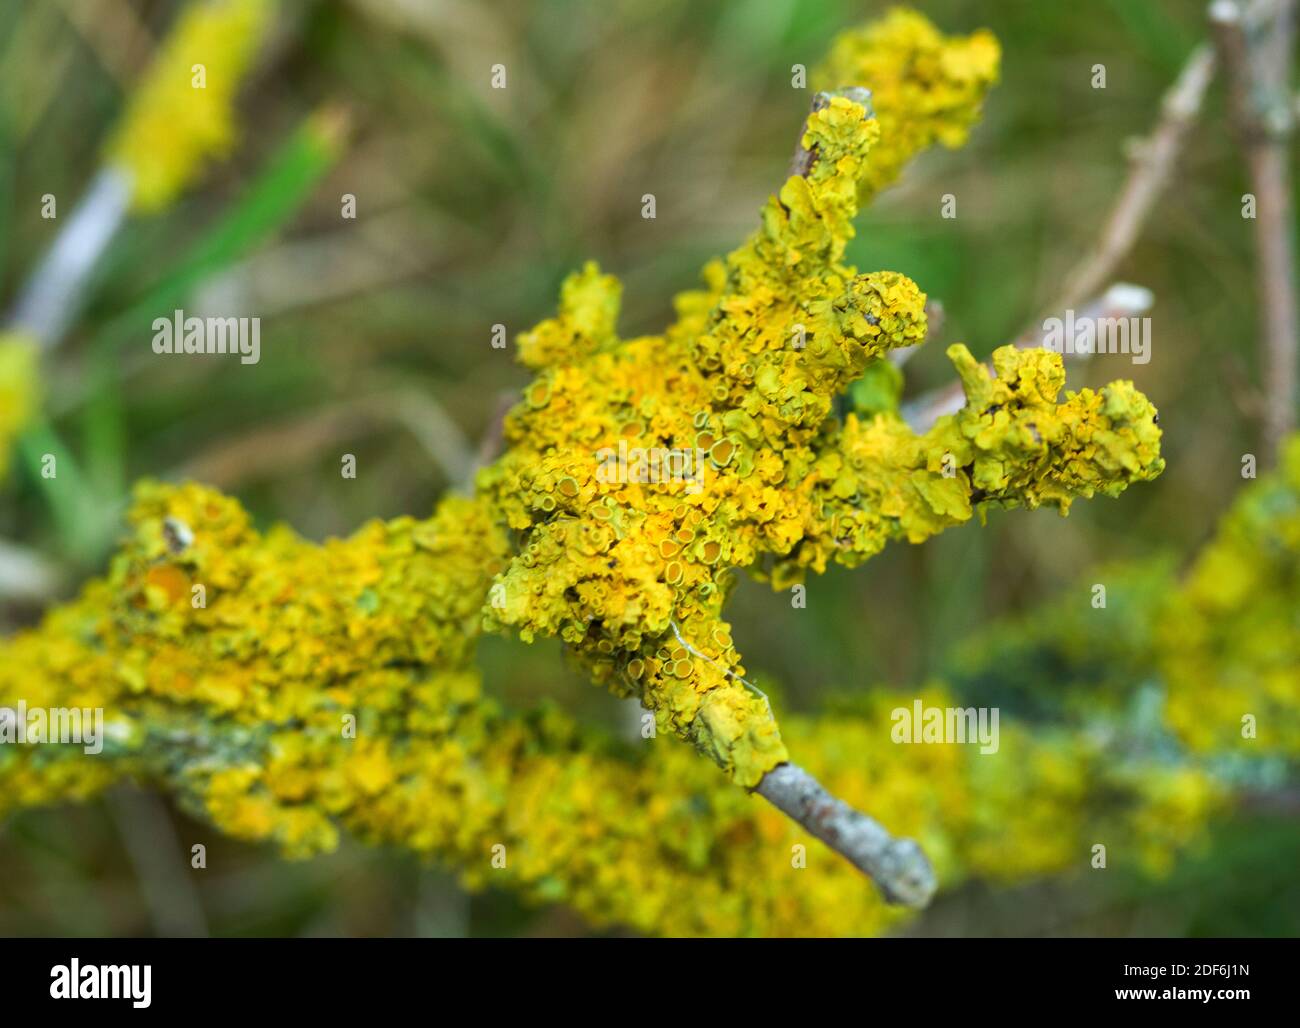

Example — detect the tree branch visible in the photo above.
[727,89,941,908]
[8,168,132,348]
[0,538,63,604]
[755,762,936,907]
[1210,0,1298,466]
[1053,44,1217,312]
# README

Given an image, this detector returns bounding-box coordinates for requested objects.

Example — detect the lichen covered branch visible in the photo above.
[0,466,1251,933]
[0,9,1180,918]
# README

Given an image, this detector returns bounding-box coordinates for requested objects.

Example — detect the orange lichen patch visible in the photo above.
[144,565,191,606]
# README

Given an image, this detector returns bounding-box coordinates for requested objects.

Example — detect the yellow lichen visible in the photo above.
[812,6,1000,204]
[478,51,1159,784]
[1158,437,1300,757]
[104,0,275,212]
[0,331,40,479]
[0,8,1216,937]
[0,486,1222,935]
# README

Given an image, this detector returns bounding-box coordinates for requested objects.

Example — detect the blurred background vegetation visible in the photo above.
[0,0,1296,936]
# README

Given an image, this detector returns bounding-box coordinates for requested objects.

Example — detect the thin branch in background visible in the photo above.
[0,539,63,604]
[465,389,519,492]
[109,787,209,938]
[415,870,470,938]
[898,40,1213,433]
[754,763,936,908]
[8,168,132,348]
[175,389,475,491]
[1053,45,1218,313]
[902,283,1154,432]
[191,206,446,319]
[0,4,79,142]
[390,390,476,489]
[1210,0,1299,466]
[53,0,155,85]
